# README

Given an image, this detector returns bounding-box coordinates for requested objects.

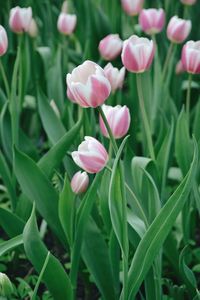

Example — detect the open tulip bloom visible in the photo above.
[1,2,200,300]
[66,60,111,107]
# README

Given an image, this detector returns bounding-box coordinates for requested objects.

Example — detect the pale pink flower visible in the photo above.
[57,12,77,35]
[9,6,32,33]
[71,171,89,194]
[167,16,191,44]
[104,63,125,93]
[139,8,165,35]
[181,40,200,74]
[0,26,8,56]
[121,0,144,16]
[98,34,123,61]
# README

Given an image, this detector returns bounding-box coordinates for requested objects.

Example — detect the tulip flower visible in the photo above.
[71,171,89,194]
[99,105,130,139]
[139,8,165,35]
[181,0,196,4]
[98,34,123,61]
[167,16,191,44]
[121,0,144,16]
[9,6,32,33]
[121,35,155,73]
[0,26,8,56]
[104,63,125,93]
[181,40,200,74]
[57,12,77,35]
[72,137,108,174]
[67,60,111,107]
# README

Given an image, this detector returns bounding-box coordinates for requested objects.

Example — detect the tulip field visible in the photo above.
[1,0,200,299]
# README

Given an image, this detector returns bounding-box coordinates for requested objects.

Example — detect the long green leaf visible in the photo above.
[38,114,82,178]
[23,206,73,300]
[82,217,116,300]
[127,140,198,299]
[0,235,23,257]
[0,208,25,237]
[14,147,67,246]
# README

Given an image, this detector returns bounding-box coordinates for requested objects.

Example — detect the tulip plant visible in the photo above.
[0,0,200,299]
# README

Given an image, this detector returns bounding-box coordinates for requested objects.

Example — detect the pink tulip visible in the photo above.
[99,105,130,139]
[139,8,165,35]
[181,0,196,5]
[71,171,89,194]
[57,12,77,35]
[0,26,8,56]
[175,60,185,74]
[67,60,111,107]
[121,35,155,73]
[167,16,191,44]
[121,0,144,16]
[98,34,123,61]
[72,137,108,174]
[181,41,200,74]
[104,63,125,93]
[9,6,32,33]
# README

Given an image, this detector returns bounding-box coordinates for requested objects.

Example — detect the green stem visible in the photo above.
[98,106,118,155]
[0,59,10,99]
[162,42,174,81]
[136,74,155,160]
[98,106,128,300]
[186,73,192,125]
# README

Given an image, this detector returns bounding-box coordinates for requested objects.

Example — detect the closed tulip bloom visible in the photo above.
[98,34,123,61]
[181,0,196,5]
[121,35,155,73]
[121,0,144,16]
[139,8,165,35]
[71,171,89,194]
[104,63,125,92]
[57,12,77,35]
[167,16,191,44]
[9,6,32,33]
[99,105,130,139]
[181,41,200,74]
[67,60,111,107]
[72,137,108,174]
[0,26,8,56]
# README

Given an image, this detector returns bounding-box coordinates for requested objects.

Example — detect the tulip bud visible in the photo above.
[175,60,185,74]
[57,12,77,35]
[181,0,196,5]
[98,34,123,61]
[99,104,130,139]
[71,171,89,194]
[139,8,165,35]
[104,63,125,93]
[9,6,32,33]
[181,40,200,74]
[66,60,111,108]
[121,35,155,73]
[167,16,191,44]
[0,26,8,56]
[121,0,144,16]
[28,18,38,38]
[0,273,13,297]
[72,136,108,174]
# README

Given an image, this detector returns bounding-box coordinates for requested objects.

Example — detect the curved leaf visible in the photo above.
[23,206,73,300]
[127,140,198,299]
[14,147,67,246]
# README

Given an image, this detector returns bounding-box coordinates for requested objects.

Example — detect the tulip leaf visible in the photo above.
[58,175,75,248]
[38,113,82,178]
[0,235,23,257]
[23,205,73,300]
[127,140,198,299]
[82,217,117,300]
[70,172,102,286]
[14,147,67,247]
[0,208,25,237]
[37,89,66,144]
